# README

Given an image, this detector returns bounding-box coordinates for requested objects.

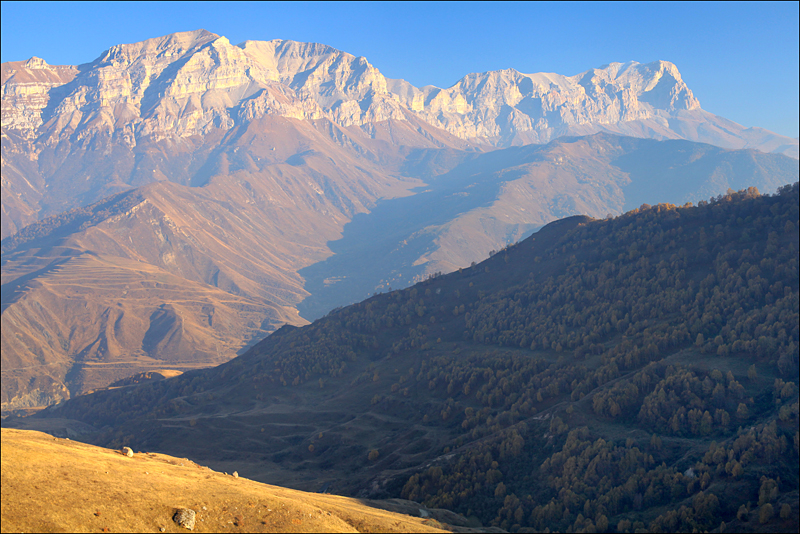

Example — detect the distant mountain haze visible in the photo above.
[2,29,798,412]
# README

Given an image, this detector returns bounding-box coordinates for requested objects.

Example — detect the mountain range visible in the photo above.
[2,29,798,413]
[4,29,797,236]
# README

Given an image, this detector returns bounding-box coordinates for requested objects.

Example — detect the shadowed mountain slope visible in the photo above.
[20,183,799,532]
[1,115,446,412]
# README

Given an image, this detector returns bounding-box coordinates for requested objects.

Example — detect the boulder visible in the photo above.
[173,508,196,530]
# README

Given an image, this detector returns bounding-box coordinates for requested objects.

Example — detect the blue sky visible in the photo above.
[2,1,798,137]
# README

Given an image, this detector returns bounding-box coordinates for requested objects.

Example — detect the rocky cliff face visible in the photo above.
[388,60,701,144]
[1,57,78,134]
[1,30,410,146]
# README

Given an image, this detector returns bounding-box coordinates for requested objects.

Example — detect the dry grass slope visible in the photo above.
[0,428,453,533]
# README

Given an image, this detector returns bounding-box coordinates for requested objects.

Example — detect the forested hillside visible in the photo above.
[29,183,799,532]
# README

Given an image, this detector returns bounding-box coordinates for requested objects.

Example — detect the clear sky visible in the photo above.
[2,1,798,137]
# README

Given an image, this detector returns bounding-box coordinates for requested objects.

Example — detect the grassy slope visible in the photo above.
[1,428,459,533]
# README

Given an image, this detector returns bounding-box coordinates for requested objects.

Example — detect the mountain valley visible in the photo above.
[4,125,797,412]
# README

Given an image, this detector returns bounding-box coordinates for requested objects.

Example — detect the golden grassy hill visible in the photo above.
[0,428,462,533]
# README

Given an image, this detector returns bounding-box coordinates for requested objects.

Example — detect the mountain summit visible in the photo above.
[387,59,702,145]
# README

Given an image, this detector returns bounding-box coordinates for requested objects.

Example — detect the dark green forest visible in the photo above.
[37,183,799,532]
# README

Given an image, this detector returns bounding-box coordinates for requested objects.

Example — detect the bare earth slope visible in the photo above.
[0,428,461,533]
